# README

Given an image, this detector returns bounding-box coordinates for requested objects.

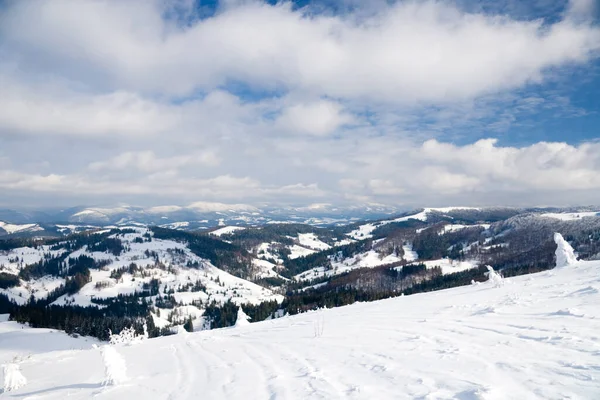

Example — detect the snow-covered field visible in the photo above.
[209,226,246,236]
[3,252,599,398]
[298,233,331,250]
[0,315,98,366]
[402,258,479,275]
[541,211,600,221]
[0,222,43,235]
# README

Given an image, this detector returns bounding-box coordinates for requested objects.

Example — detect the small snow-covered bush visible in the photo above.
[2,361,27,392]
[554,232,578,268]
[101,346,127,386]
[108,324,146,345]
[486,266,504,288]
[234,307,251,328]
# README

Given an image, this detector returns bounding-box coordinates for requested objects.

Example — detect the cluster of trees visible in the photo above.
[88,237,124,256]
[110,263,139,280]
[282,239,373,278]
[151,227,253,278]
[282,266,489,314]
[201,299,282,329]
[10,303,158,340]
[413,226,484,260]
[565,227,600,260]
[0,272,19,289]
[222,224,339,249]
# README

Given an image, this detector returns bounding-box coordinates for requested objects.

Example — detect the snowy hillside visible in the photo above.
[1,227,282,330]
[1,256,599,398]
[0,222,44,236]
[0,314,98,365]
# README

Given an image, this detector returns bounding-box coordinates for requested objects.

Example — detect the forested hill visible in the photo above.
[1,207,600,340]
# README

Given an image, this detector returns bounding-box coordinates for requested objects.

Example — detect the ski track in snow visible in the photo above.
[2,261,600,399]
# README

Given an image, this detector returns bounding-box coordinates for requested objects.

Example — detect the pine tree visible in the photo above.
[183,316,194,333]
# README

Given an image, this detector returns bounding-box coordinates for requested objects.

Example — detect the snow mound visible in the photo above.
[235,307,251,327]
[101,346,127,386]
[2,362,27,392]
[554,233,577,268]
[486,266,504,288]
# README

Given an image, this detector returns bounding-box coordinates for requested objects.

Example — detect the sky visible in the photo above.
[0,0,599,210]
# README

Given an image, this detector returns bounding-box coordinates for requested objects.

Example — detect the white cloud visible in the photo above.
[0,75,177,136]
[0,0,599,208]
[187,201,258,212]
[315,159,349,173]
[276,100,353,136]
[1,0,598,103]
[4,137,600,206]
[368,179,404,195]
[88,150,220,172]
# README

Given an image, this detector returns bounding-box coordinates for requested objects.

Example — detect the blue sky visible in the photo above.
[0,0,599,209]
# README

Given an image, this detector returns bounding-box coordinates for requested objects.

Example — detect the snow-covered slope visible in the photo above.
[295,249,405,281]
[2,258,599,398]
[0,227,283,327]
[347,207,484,240]
[0,315,98,365]
[0,222,44,235]
[541,211,600,221]
[209,226,246,237]
[298,233,331,250]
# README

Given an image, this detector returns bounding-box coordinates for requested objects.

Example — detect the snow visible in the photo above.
[0,222,43,235]
[0,247,45,275]
[554,232,578,268]
[2,276,65,305]
[298,233,331,250]
[2,362,27,392]
[333,238,355,246]
[288,245,317,259]
[391,210,430,222]
[541,211,600,221]
[55,224,97,234]
[391,207,480,223]
[295,250,404,282]
[2,259,600,399]
[147,205,183,214]
[159,221,190,229]
[402,243,418,262]
[402,258,479,275]
[101,346,128,386]
[346,223,378,240]
[234,307,251,327]
[251,258,284,280]
[441,223,490,234]
[299,282,328,292]
[0,318,98,366]
[346,207,483,240]
[1,228,282,324]
[209,226,246,236]
[485,266,504,288]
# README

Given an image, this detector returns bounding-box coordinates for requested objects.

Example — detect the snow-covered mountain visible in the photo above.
[0,222,44,236]
[2,206,600,342]
[1,252,599,398]
[1,227,282,332]
[0,203,406,229]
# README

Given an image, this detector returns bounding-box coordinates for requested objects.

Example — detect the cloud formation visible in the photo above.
[0,0,599,208]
